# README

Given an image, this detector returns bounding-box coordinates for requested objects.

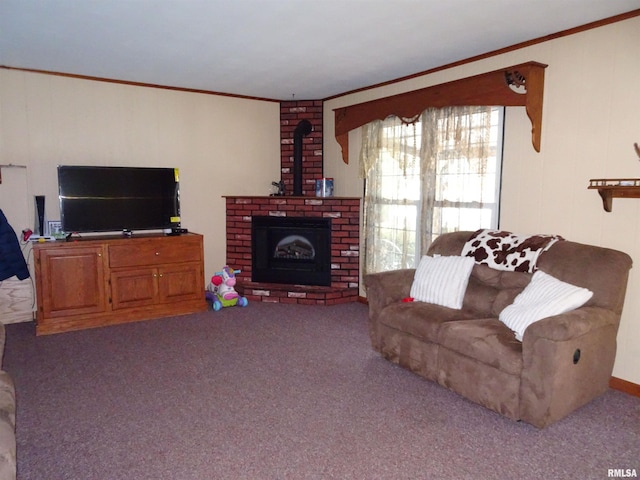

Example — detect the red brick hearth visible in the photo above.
[225,196,361,305]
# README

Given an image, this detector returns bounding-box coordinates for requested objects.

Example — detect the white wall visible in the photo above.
[0,70,282,286]
[323,16,640,385]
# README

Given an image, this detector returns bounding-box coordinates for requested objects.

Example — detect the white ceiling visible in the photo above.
[1,1,639,100]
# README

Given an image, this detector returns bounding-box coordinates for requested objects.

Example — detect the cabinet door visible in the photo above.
[111,268,158,310]
[158,263,202,303]
[37,246,107,319]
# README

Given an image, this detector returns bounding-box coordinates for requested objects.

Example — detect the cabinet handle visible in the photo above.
[155,252,160,256]
[98,253,102,257]
[159,274,163,278]
[153,273,158,278]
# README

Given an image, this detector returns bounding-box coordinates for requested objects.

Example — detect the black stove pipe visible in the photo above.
[293,119,313,196]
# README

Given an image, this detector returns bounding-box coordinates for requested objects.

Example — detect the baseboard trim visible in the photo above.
[609,377,640,398]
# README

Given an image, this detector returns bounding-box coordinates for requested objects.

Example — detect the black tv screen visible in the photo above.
[58,165,181,233]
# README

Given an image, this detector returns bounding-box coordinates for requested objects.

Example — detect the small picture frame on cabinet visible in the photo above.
[47,220,64,238]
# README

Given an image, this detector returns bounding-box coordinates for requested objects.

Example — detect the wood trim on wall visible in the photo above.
[610,376,640,398]
[3,10,637,106]
[325,9,640,102]
[0,65,280,103]
[334,61,547,164]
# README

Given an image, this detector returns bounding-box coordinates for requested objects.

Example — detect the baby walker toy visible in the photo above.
[205,266,248,311]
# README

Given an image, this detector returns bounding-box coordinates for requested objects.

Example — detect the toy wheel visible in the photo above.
[237,297,248,307]
[213,300,223,311]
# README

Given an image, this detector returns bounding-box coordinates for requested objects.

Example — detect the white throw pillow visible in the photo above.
[499,270,593,341]
[410,255,475,310]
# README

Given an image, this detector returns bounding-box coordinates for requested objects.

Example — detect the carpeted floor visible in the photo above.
[4,302,639,480]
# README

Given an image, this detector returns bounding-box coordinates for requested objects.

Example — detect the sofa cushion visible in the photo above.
[461,274,499,317]
[0,419,15,480]
[380,302,476,343]
[0,374,15,429]
[499,270,593,341]
[410,255,474,309]
[437,318,523,376]
[461,264,531,318]
[537,240,632,313]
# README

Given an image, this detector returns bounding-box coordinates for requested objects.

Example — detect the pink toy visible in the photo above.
[206,266,248,311]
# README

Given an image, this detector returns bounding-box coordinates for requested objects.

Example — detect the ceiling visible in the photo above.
[1,1,639,101]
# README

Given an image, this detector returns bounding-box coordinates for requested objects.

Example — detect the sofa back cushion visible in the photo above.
[428,231,531,317]
[536,240,632,314]
[428,231,633,317]
[465,264,531,317]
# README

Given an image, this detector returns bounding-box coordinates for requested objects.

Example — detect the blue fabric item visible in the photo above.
[0,209,30,281]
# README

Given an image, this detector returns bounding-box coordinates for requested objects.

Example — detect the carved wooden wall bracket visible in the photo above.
[334,61,547,163]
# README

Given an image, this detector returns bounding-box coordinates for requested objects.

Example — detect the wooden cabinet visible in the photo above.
[110,268,159,310]
[34,233,207,335]
[36,245,108,319]
[110,264,202,310]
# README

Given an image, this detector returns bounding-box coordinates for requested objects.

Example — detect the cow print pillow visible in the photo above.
[461,229,564,273]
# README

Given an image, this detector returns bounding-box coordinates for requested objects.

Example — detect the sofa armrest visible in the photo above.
[364,269,415,314]
[364,269,415,350]
[520,306,620,427]
[522,306,618,343]
[0,371,16,480]
[0,324,5,364]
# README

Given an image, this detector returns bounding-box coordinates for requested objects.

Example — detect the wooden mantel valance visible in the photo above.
[334,61,547,163]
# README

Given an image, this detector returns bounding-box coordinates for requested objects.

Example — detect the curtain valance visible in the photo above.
[334,61,547,163]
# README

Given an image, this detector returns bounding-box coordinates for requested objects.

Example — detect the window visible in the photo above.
[361,106,504,274]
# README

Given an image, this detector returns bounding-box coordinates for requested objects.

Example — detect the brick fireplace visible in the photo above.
[225,196,360,305]
[224,100,361,305]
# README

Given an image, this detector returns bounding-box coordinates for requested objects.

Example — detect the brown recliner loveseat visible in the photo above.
[364,230,632,428]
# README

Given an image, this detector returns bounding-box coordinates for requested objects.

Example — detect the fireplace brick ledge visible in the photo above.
[237,281,359,305]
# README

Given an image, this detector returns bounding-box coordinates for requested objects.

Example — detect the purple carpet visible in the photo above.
[4,302,639,479]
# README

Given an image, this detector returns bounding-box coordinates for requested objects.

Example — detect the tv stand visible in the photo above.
[33,233,207,335]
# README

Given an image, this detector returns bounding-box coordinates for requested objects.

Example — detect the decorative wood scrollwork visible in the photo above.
[505,70,527,94]
[334,61,547,163]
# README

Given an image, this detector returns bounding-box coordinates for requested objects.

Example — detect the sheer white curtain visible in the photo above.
[360,106,501,276]
[360,116,421,276]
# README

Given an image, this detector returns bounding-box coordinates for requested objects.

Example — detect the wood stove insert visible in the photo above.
[252,216,331,286]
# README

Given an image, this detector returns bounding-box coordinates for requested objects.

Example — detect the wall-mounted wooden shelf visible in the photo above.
[588,178,640,212]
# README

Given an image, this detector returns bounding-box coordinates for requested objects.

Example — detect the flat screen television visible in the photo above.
[58,165,181,234]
